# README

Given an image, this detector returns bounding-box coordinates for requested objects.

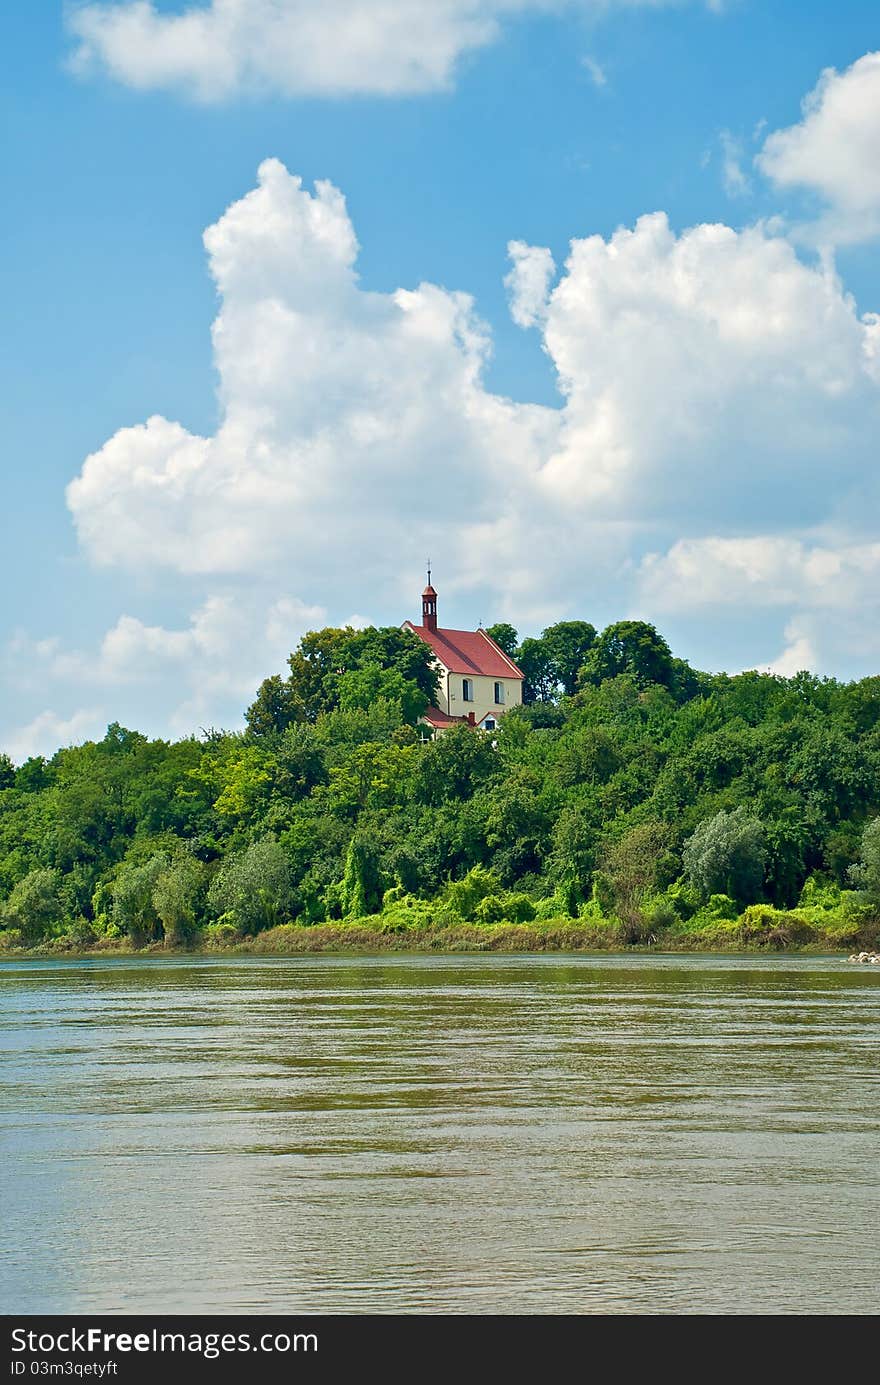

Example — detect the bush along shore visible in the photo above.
[4,887,880,957]
[2,618,880,957]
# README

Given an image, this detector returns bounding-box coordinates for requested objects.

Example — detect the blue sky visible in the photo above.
[2,1,880,758]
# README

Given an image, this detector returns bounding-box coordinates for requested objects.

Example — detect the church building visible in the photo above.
[403,577,523,735]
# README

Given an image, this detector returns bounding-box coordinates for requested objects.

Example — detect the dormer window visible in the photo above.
[462,678,474,702]
[494,681,504,704]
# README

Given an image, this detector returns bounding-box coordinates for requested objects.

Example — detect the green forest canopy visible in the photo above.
[2,617,880,951]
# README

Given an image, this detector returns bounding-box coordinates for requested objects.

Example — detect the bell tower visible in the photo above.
[421,565,438,633]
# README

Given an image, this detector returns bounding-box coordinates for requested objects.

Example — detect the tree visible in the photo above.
[848,816,880,903]
[1,868,65,943]
[598,821,675,940]
[485,623,519,659]
[540,621,597,697]
[153,854,205,948]
[581,621,675,691]
[683,808,766,906]
[483,770,554,882]
[328,742,414,814]
[340,831,385,917]
[110,854,167,947]
[347,627,440,708]
[15,757,53,793]
[208,744,274,824]
[0,754,15,790]
[516,622,597,701]
[265,625,440,725]
[835,676,880,735]
[547,805,596,894]
[286,628,356,721]
[517,637,556,703]
[338,665,427,725]
[411,725,498,805]
[553,727,621,788]
[207,839,294,935]
[245,674,303,737]
[274,724,327,800]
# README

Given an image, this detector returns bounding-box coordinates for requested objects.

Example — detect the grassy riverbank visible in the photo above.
[5,904,878,957]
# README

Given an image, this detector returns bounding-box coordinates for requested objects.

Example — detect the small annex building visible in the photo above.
[403,577,523,736]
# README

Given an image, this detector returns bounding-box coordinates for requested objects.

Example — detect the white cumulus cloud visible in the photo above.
[758,51,880,246]
[64,159,880,686]
[767,619,819,677]
[505,240,557,328]
[66,0,714,101]
[531,212,879,525]
[67,158,556,592]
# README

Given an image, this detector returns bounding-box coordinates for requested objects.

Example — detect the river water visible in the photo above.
[1,954,878,1315]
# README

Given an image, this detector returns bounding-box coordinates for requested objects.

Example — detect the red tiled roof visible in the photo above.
[420,706,468,727]
[404,622,523,679]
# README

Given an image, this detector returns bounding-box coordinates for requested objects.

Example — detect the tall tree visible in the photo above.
[153,854,205,948]
[541,621,597,697]
[517,637,557,703]
[245,674,303,737]
[110,854,167,947]
[581,621,675,691]
[683,808,766,906]
[485,623,519,659]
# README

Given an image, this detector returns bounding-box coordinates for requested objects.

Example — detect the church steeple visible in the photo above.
[421,565,438,633]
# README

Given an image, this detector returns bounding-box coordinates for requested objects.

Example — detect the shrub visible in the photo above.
[737,905,817,948]
[641,893,679,931]
[534,886,579,920]
[446,866,502,920]
[204,921,240,948]
[473,892,537,925]
[670,893,739,935]
[798,875,844,913]
[65,919,98,951]
[378,892,435,931]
